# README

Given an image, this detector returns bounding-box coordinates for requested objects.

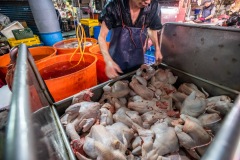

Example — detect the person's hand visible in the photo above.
[199,17,205,22]
[155,50,163,64]
[105,60,123,79]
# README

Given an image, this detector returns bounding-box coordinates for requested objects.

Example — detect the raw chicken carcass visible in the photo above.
[169,91,188,103]
[198,113,222,135]
[130,76,154,100]
[151,121,179,156]
[111,80,131,98]
[132,123,155,159]
[154,69,178,85]
[106,122,135,146]
[65,102,101,155]
[99,81,130,104]
[132,136,142,156]
[104,80,130,98]
[136,64,155,80]
[128,96,163,114]
[72,89,93,104]
[178,83,207,98]
[100,107,113,126]
[181,91,207,117]
[113,107,141,127]
[209,101,233,116]
[175,115,212,159]
[150,75,165,89]
[125,110,143,126]
[141,111,167,129]
[83,125,127,160]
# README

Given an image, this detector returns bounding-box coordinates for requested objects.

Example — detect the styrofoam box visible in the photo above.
[1,21,24,39]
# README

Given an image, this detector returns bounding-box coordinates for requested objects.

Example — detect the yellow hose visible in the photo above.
[69,23,86,67]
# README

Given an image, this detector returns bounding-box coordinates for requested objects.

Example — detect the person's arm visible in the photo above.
[204,14,213,21]
[98,22,122,79]
[98,1,123,79]
[147,2,163,64]
[148,29,163,64]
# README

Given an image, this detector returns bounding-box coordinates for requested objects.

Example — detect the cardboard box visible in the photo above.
[19,21,28,28]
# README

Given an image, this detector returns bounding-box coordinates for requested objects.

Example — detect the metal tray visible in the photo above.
[54,63,240,160]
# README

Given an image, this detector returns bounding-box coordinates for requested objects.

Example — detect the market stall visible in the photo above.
[187,0,240,27]
[2,23,240,160]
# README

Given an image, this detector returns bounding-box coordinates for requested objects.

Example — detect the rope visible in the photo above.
[69,0,91,69]
[69,23,86,68]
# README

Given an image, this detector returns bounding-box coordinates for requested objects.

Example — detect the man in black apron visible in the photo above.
[199,0,216,23]
[98,0,163,79]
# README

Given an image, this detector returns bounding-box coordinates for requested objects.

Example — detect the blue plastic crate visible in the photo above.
[144,54,155,64]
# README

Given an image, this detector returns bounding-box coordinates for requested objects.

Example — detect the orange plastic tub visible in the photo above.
[37,53,97,102]
[89,43,109,83]
[0,54,10,84]
[0,46,56,84]
[29,46,57,63]
[53,38,98,55]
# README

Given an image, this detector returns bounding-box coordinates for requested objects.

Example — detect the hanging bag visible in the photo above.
[5,47,18,91]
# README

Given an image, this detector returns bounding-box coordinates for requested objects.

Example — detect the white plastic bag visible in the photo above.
[0,13,11,31]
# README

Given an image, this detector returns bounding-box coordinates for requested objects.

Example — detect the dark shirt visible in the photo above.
[99,0,162,30]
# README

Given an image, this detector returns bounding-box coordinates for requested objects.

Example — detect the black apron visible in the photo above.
[109,1,147,73]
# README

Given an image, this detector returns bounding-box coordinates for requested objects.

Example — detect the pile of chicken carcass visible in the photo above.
[61,64,233,160]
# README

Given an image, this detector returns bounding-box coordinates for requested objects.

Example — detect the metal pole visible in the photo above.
[5,44,36,160]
